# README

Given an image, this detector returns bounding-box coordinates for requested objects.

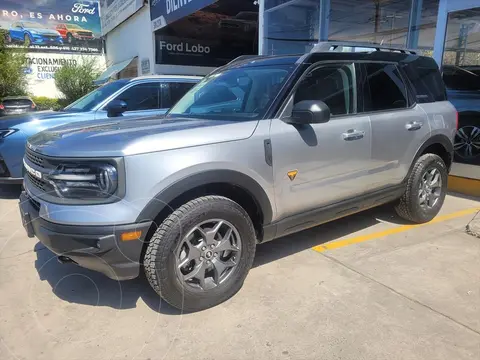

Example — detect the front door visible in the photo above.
[96,82,164,120]
[270,62,373,220]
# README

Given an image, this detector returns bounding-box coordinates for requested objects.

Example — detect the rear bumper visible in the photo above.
[19,191,152,280]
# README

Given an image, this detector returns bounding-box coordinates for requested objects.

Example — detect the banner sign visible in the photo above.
[99,0,144,35]
[150,0,216,31]
[0,0,102,54]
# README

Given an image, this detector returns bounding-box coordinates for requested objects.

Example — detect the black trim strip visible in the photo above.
[136,170,274,225]
[262,183,406,242]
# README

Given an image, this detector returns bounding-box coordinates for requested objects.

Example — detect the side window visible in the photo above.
[364,63,408,111]
[161,82,196,108]
[401,58,446,103]
[114,83,160,111]
[294,63,356,116]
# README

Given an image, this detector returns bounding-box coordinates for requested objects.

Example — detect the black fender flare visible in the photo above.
[136,170,274,225]
[405,134,454,181]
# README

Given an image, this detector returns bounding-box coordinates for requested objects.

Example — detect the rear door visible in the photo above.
[364,62,430,190]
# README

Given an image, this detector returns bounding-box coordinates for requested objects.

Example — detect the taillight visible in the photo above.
[31,103,36,109]
[0,104,4,110]
[456,111,459,129]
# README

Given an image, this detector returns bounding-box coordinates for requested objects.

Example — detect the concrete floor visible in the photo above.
[0,185,479,360]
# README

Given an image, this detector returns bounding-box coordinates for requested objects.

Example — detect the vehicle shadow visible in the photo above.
[34,204,408,314]
[254,204,405,267]
[0,184,21,199]
[34,242,180,315]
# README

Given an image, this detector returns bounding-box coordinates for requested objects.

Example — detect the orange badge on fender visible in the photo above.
[287,170,298,181]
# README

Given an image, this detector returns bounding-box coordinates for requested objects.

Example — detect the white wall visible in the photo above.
[105,6,155,76]
[25,52,106,98]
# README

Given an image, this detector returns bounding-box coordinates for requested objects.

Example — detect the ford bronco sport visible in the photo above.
[19,42,456,311]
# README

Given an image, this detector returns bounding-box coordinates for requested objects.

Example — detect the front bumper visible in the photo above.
[19,191,152,280]
[0,177,23,184]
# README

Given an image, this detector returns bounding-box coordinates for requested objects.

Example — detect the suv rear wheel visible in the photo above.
[395,153,448,223]
[144,196,256,311]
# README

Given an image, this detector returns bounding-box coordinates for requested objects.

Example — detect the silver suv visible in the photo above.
[19,43,457,311]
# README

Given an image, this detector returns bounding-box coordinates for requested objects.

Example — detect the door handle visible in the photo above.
[405,121,423,131]
[342,129,365,141]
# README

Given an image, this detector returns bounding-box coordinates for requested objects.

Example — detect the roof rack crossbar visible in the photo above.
[311,41,417,55]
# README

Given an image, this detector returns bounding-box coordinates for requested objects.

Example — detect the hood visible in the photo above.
[0,111,87,128]
[28,117,258,157]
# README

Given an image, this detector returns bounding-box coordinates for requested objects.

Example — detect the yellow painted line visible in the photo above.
[312,207,480,253]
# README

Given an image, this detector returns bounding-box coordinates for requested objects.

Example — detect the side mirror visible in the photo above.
[106,99,127,117]
[285,100,331,125]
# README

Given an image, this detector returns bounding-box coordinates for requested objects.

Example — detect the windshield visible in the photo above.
[167,65,295,120]
[67,24,82,29]
[24,22,46,29]
[63,80,129,112]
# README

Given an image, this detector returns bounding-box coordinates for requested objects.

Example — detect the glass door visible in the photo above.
[442,7,480,167]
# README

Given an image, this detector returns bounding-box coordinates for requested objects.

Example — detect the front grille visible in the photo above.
[77,31,92,36]
[27,172,49,192]
[29,197,40,211]
[25,149,44,168]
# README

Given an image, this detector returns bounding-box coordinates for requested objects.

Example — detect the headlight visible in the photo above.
[46,163,118,200]
[0,129,18,138]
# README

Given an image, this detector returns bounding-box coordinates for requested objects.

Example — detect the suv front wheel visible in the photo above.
[395,153,448,223]
[144,196,257,311]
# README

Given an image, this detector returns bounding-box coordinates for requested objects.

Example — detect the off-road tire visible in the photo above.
[395,153,448,223]
[144,196,256,312]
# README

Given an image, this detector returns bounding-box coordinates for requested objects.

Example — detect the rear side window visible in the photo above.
[2,99,33,106]
[364,63,408,112]
[443,65,480,91]
[402,58,446,102]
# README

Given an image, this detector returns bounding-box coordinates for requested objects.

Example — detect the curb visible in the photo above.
[448,175,480,197]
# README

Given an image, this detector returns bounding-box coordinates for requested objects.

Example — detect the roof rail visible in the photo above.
[311,41,417,55]
[227,55,263,65]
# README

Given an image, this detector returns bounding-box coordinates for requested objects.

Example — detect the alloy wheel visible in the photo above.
[418,167,442,209]
[175,219,242,291]
[454,125,480,160]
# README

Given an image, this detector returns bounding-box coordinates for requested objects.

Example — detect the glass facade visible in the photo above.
[263,0,320,55]
[329,0,411,46]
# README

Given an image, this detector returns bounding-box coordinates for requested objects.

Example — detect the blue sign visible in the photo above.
[150,0,216,31]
